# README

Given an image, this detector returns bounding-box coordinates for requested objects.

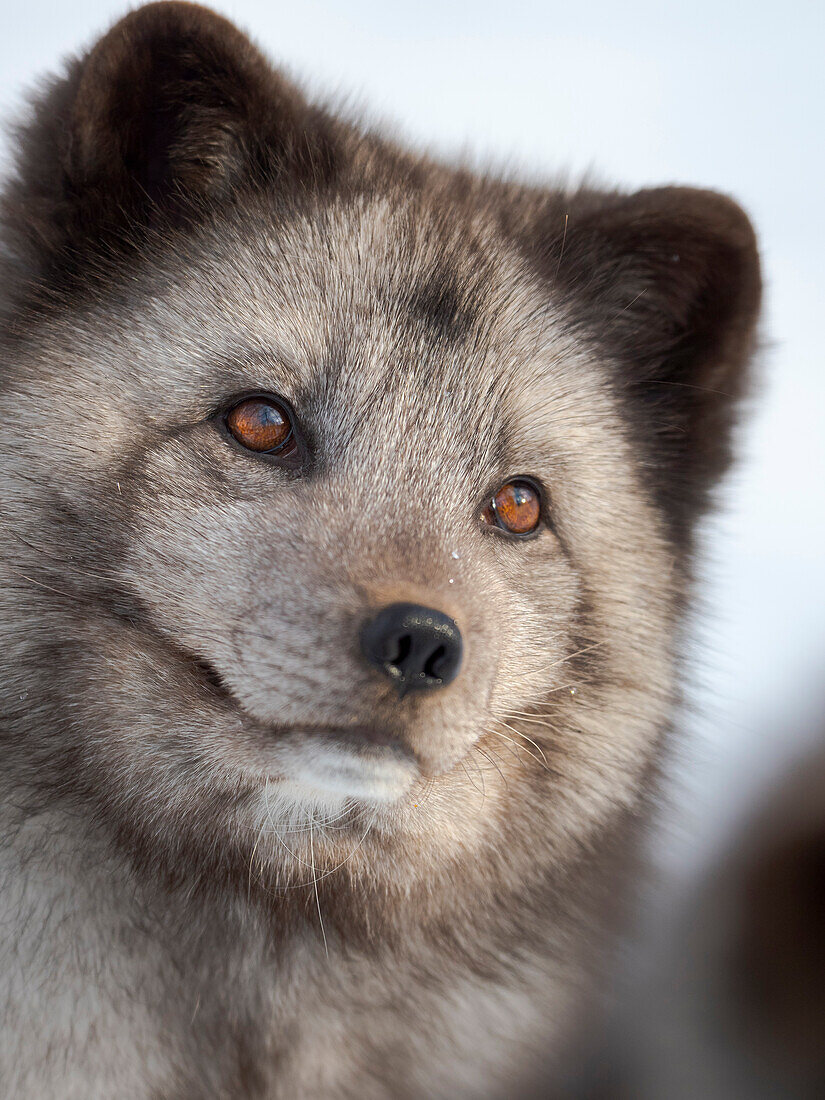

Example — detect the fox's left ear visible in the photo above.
[528,186,762,532]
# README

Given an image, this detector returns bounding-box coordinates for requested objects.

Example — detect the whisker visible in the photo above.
[461,759,484,801]
[248,791,269,900]
[309,822,329,958]
[481,727,561,778]
[497,720,548,765]
[504,682,589,708]
[470,753,487,803]
[262,784,317,871]
[528,641,604,677]
[474,744,508,788]
[502,709,573,728]
[277,806,379,890]
[499,733,554,773]
[411,776,437,809]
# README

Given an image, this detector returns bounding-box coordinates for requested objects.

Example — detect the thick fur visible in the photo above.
[0,4,761,1097]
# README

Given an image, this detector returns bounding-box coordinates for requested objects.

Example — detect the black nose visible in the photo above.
[360,602,463,696]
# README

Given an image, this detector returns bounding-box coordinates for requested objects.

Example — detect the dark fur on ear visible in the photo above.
[0,1,339,309]
[527,187,762,541]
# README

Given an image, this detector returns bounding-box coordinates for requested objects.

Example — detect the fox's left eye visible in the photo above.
[225,395,298,458]
[482,479,542,536]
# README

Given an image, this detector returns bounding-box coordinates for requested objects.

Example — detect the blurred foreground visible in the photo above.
[525,703,825,1099]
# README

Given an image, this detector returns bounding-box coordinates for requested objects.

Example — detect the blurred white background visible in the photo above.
[1,0,823,865]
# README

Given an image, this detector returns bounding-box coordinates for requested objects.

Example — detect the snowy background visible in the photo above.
[2,0,823,867]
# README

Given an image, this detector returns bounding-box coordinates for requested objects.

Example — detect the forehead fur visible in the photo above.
[12,189,574,473]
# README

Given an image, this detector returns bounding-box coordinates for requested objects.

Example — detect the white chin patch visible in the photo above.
[268,737,418,812]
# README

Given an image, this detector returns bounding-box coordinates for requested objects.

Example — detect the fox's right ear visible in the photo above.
[3,2,337,294]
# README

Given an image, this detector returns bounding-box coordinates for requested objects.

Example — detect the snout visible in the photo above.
[263,601,465,804]
[360,602,463,697]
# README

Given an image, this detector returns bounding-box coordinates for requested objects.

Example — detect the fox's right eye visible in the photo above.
[225,395,299,459]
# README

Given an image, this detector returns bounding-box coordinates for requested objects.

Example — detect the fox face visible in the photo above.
[0,3,760,920]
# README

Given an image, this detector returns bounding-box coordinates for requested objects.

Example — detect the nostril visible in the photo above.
[423,645,447,680]
[391,633,413,669]
[360,602,463,695]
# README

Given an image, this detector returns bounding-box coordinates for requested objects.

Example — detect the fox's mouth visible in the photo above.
[265,728,420,804]
[179,644,420,803]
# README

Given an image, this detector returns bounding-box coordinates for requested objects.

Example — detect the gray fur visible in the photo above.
[0,4,761,1097]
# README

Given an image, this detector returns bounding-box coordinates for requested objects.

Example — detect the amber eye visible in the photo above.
[483,479,542,536]
[225,396,296,455]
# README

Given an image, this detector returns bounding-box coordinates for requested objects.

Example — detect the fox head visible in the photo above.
[0,3,760,927]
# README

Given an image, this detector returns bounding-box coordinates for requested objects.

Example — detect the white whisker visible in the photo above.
[309,823,328,959]
[497,720,548,764]
[529,640,604,677]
